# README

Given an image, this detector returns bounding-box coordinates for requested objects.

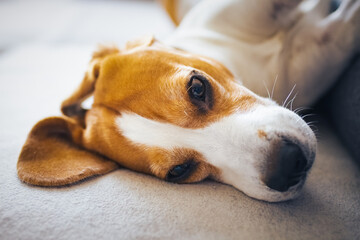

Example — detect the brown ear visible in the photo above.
[61,45,120,123]
[17,116,118,186]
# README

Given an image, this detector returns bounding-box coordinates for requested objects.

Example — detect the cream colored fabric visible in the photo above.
[0,1,359,239]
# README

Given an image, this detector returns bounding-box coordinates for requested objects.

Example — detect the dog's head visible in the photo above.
[18,36,316,202]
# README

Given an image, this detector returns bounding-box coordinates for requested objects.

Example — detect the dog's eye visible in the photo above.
[187,74,213,113]
[190,77,205,100]
[166,162,195,182]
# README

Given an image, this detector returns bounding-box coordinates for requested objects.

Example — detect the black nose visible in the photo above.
[264,140,308,192]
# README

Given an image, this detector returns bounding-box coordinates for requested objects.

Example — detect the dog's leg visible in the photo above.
[160,0,302,29]
[168,0,305,40]
[278,0,360,107]
[271,0,305,27]
[214,0,305,39]
[159,0,202,25]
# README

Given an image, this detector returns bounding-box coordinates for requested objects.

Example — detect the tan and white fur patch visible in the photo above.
[117,104,316,202]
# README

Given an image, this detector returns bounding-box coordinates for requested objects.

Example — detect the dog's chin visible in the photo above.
[232,177,307,203]
[228,178,306,203]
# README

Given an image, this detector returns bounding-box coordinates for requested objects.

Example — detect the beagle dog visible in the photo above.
[17,0,359,202]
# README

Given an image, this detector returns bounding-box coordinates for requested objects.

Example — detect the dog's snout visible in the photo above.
[264,140,308,192]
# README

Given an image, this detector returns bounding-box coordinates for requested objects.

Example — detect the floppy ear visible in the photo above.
[60,45,120,123]
[17,116,118,186]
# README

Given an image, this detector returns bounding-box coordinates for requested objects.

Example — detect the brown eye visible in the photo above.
[166,161,197,182]
[187,74,213,113]
[190,77,205,100]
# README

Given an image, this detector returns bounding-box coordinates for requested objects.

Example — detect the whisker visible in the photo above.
[294,106,314,115]
[301,113,317,119]
[282,84,296,107]
[294,107,308,114]
[262,80,271,99]
[290,95,296,111]
[310,127,319,132]
[306,121,319,126]
[271,74,278,99]
[310,126,319,131]
[310,127,319,134]
[285,92,298,110]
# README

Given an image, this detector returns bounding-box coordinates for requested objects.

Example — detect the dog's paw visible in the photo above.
[272,0,303,26]
[273,0,302,14]
[274,0,302,9]
[348,0,360,50]
[338,0,360,51]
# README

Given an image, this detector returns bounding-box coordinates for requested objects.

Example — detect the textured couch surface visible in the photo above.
[1,1,359,239]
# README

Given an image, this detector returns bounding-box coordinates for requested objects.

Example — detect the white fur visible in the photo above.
[115,0,360,202]
[165,0,360,107]
[116,105,316,202]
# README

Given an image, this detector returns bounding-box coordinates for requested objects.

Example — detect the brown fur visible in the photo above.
[159,0,180,26]
[17,117,118,186]
[17,36,264,186]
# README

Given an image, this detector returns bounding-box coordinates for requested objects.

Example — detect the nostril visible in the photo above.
[284,141,307,173]
[264,140,308,192]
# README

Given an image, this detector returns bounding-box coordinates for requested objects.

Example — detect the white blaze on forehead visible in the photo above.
[115,105,316,202]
